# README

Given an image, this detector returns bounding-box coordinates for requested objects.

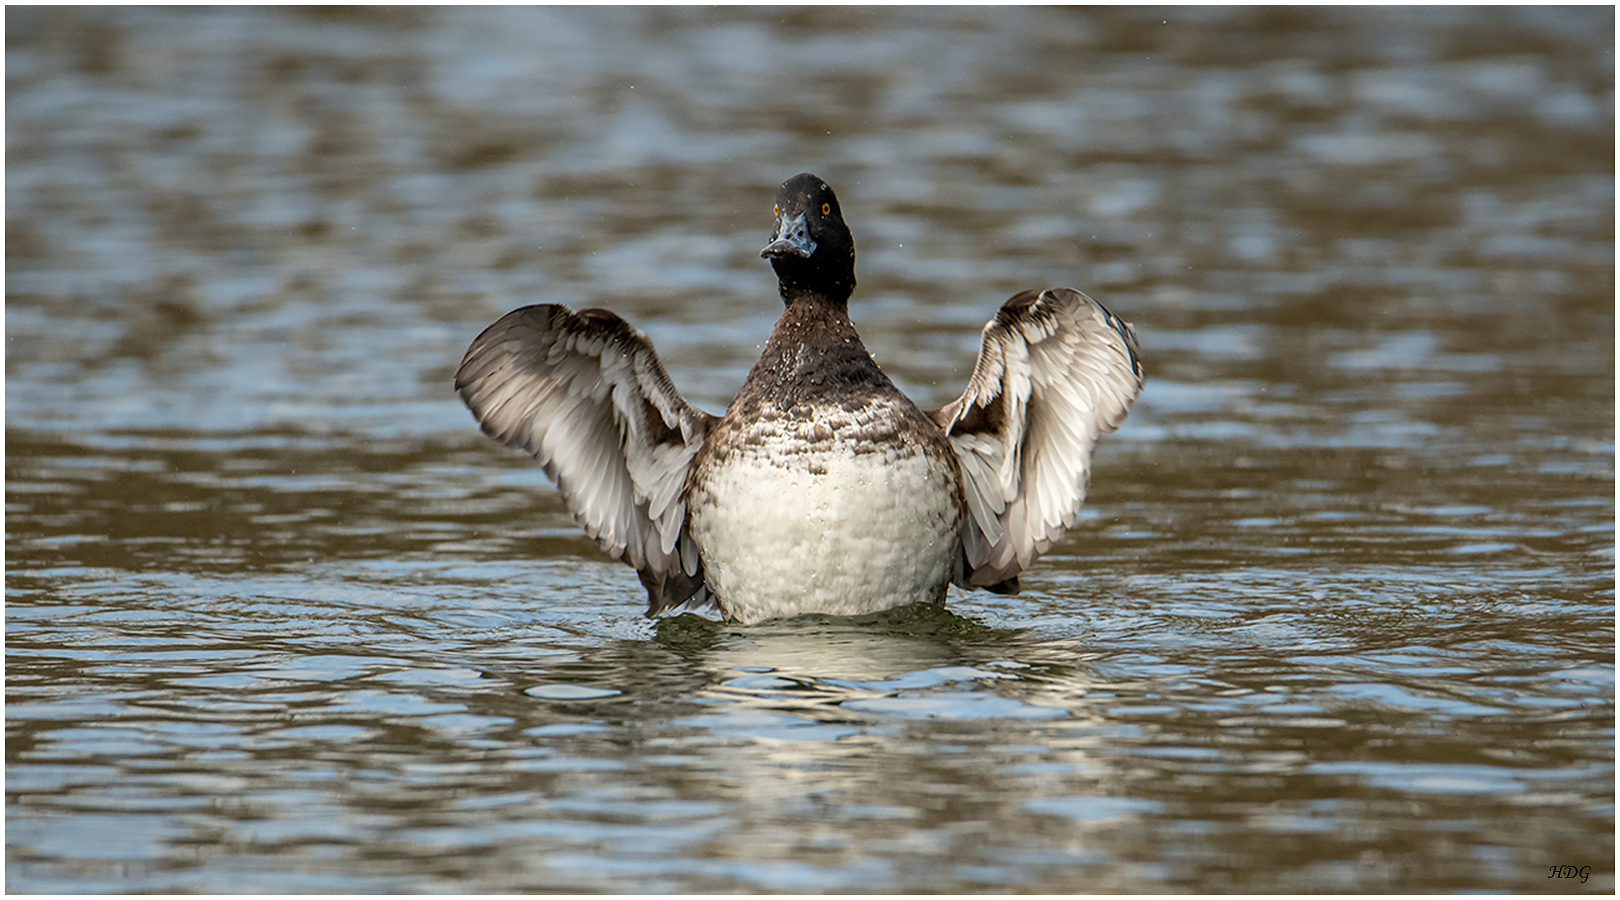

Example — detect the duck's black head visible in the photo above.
[760,173,855,305]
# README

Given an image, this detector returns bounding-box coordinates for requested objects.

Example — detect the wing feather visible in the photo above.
[455,304,719,614]
[930,288,1143,589]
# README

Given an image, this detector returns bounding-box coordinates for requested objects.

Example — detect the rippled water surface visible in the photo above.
[7,7,1614,893]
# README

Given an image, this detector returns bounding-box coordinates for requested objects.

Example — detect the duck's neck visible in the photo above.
[772,257,855,306]
[778,285,849,311]
[766,293,859,352]
[731,288,897,411]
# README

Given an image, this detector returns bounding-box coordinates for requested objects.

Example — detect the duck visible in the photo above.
[455,173,1143,625]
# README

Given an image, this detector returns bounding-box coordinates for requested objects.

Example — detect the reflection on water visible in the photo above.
[6,5,1614,894]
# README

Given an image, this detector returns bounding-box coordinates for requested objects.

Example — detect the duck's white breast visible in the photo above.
[688,409,963,624]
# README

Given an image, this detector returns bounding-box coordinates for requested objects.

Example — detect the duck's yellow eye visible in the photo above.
[773,204,780,217]
[821,203,831,216]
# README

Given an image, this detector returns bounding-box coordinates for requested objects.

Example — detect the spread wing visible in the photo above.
[930,288,1143,591]
[455,304,720,615]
